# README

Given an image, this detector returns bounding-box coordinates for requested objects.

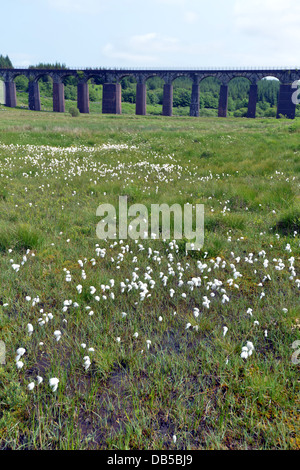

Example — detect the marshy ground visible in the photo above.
[0,107,299,449]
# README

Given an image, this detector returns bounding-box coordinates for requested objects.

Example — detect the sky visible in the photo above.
[1,0,300,69]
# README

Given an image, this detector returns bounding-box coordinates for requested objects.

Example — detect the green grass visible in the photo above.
[0,107,299,450]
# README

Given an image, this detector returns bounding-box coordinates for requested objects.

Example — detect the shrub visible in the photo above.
[264,107,277,117]
[233,108,248,117]
[278,113,288,119]
[69,106,80,117]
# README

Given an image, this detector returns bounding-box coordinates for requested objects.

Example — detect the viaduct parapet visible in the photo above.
[0,67,299,119]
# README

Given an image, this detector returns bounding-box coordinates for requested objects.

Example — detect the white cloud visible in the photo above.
[129,33,181,53]
[102,33,185,66]
[234,0,300,40]
[233,0,300,66]
[101,32,225,67]
[102,43,157,65]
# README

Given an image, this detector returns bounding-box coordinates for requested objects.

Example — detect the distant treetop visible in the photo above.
[0,54,13,68]
[28,62,68,70]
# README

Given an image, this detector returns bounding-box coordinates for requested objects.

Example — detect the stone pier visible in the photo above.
[136,83,147,115]
[53,82,65,113]
[247,84,258,118]
[5,81,17,108]
[190,83,200,117]
[28,81,41,111]
[218,85,228,117]
[162,84,173,116]
[277,84,296,119]
[102,83,122,114]
[77,82,89,113]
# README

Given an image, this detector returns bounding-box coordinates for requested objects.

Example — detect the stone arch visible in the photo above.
[1,71,34,109]
[11,73,29,109]
[76,72,106,114]
[172,75,193,116]
[257,73,282,82]
[60,73,78,108]
[144,75,164,115]
[0,71,21,108]
[33,72,54,111]
[157,72,189,116]
[198,75,222,117]
[82,74,103,114]
[119,73,139,113]
[115,73,164,116]
[227,75,252,118]
[255,76,281,118]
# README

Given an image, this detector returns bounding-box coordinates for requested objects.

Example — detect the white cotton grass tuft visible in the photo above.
[27,323,34,335]
[83,356,91,371]
[193,308,200,318]
[49,377,59,392]
[76,284,83,294]
[28,382,35,391]
[54,330,62,341]
[223,326,228,337]
[16,348,26,362]
[241,341,255,359]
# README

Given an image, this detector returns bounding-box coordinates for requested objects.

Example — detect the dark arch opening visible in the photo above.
[145,75,164,115]
[34,73,53,112]
[172,75,193,116]
[257,76,280,118]
[228,76,251,117]
[10,73,29,109]
[119,74,138,114]
[199,76,222,117]
[61,74,78,108]
[85,75,104,114]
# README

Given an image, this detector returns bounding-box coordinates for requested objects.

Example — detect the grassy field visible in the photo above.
[14,89,214,117]
[0,106,299,450]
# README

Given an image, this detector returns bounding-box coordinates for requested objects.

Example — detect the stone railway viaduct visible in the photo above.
[0,67,299,119]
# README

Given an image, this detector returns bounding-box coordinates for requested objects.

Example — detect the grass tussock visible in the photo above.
[273,205,300,235]
[0,223,44,252]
